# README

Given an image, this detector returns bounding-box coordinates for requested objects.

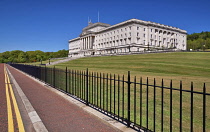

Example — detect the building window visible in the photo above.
[129,32,131,36]
[151,29,152,32]
[137,33,139,36]
[137,27,139,30]
[143,34,145,37]
[144,28,145,31]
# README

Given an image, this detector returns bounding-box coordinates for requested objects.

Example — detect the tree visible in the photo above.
[187,31,210,51]
[18,52,28,63]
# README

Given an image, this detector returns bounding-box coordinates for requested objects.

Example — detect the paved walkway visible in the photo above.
[0,64,8,131]
[4,64,134,132]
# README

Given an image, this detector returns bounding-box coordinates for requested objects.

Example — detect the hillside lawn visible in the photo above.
[52,52,210,90]
[48,52,210,131]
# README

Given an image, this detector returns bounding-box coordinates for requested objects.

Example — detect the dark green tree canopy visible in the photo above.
[0,49,68,63]
[187,31,210,50]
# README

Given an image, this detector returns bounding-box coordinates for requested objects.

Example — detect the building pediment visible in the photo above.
[80,22,110,37]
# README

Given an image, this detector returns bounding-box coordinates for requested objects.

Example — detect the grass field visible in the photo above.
[51,52,210,89]
[24,58,63,65]
[47,52,210,131]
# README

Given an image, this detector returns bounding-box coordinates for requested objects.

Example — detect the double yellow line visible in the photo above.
[4,65,25,132]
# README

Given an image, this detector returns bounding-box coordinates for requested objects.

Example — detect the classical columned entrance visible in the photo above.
[81,35,95,50]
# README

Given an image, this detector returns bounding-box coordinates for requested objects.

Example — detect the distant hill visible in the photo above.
[187,31,210,50]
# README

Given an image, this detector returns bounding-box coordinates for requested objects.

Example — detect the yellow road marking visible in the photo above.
[4,65,25,132]
[6,70,25,132]
[5,66,14,132]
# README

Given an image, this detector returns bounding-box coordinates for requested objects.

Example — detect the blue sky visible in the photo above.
[0,0,210,53]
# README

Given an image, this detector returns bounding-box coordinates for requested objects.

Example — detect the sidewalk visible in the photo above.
[7,65,134,132]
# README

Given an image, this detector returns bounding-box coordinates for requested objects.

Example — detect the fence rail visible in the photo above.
[9,64,209,132]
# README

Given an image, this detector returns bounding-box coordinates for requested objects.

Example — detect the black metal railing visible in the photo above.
[9,64,210,132]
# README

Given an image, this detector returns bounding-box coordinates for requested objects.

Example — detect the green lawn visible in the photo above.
[51,52,210,89]
[46,52,210,131]
[24,58,63,65]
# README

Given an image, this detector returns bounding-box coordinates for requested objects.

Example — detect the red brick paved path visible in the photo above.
[7,65,120,132]
[0,64,8,131]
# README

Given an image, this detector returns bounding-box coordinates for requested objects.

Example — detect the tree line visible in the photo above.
[0,49,68,63]
[187,31,210,50]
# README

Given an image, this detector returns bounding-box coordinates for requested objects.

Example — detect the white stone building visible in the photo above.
[68,19,187,57]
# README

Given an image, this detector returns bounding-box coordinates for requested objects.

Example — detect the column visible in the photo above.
[89,36,91,49]
[90,36,92,49]
[82,38,83,50]
[87,36,89,49]
[84,38,86,49]
[82,38,85,50]
[83,38,84,50]
[85,38,87,49]
[83,38,85,50]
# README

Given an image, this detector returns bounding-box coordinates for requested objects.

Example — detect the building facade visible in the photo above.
[68,19,187,57]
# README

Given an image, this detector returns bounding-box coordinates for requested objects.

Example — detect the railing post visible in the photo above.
[86,68,89,106]
[127,71,131,127]
[53,66,55,87]
[45,65,47,83]
[203,83,206,132]
[66,67,68,93]
[190,82,194,132]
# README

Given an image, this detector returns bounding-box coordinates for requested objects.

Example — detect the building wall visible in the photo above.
[68,19,187,57]
[68,38,80,57]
